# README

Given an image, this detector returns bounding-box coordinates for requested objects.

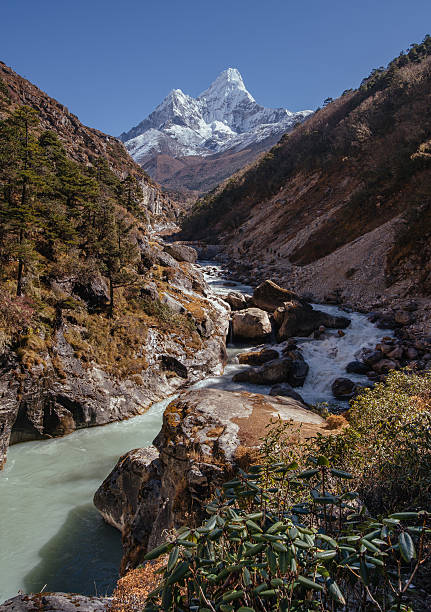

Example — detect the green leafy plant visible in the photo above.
[310,370,431,514]
[142,456,431,611]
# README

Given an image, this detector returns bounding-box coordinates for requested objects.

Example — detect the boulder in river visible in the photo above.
[269,383,306,403]
[231,307,272,340]
[346,360,369,375]
[94,387,327,574]
[289,360,310,386]
[332,377,357,399]
[233,358,292,384]
[252,279,306,311]
[224,291,248,310]
[361,349,384,366]
[276,301,350,340]
[233,357,309,387]
[238,348,279,365]
[163,242,198,263]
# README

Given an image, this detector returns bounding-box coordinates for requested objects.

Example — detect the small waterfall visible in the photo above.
[227,319,234,347]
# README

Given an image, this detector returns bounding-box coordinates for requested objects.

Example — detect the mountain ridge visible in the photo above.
[0,60,178,224]
[120,68,312,196]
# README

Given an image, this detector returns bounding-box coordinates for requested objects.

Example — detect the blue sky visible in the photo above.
[2,0,430,136]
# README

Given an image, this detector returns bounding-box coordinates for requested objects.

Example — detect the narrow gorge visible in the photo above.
[2,249,426,604]
[1,26,431,612]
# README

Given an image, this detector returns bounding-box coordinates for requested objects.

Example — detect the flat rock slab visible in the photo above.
[163,388,326,458]
[0,594,110,611]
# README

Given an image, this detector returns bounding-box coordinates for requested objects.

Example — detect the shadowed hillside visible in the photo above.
[181,37,431,301]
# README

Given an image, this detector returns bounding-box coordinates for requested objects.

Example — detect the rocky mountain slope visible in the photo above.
[120,68,312,196]
[0,61,178,227]
[0,65,231,469]
[181,38,431,330]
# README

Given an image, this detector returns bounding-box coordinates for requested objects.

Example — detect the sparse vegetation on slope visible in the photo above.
[0,70,228,469]
[181,36,431,297]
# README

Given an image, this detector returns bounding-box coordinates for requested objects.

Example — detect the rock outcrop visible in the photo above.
[163,242,198,263]
[0,594,109,611]
[94,387,327,573]
[0,257,229,469]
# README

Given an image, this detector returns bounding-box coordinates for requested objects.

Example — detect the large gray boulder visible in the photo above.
[276,301,350,340]
[94,446,161,533]
[164,242,198,263]
[232,308,271,340]
[224,291,248,311]
[238,348,279,365]
[233,357,309,386]
[94,388,326,574]
[233,358,292,384]
[73,274,109,310]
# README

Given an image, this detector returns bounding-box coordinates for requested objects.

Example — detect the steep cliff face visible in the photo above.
[0,61,178,225]
[181,41,431,316]
[0,243,230,469]
[0,63,230,469]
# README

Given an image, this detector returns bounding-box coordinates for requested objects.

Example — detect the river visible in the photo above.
[0,262,388,601]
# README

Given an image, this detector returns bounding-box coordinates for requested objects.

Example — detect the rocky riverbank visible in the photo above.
[2,263,430,606]
[196,244,431,361]
[93,387,330,574]
[0,241,230,469]
[224,254,431,342]
[91,272,431,577]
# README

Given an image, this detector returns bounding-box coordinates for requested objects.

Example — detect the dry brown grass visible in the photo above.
[325,414,349,430]
[110,560,165,612]
[234,444,263,470]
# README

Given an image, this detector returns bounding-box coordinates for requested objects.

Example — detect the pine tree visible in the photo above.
[0,106,45,295]
[95,204,140,316]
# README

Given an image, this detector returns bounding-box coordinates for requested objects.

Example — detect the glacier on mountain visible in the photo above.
[120,68,312,163]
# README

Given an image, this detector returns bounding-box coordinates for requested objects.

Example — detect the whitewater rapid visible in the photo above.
[199,262,389,406]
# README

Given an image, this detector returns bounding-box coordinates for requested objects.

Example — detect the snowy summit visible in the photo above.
[120,68,312,163]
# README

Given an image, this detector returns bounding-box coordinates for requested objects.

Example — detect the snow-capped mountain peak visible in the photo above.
[198,67,251,100]
[120,68,312,165]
